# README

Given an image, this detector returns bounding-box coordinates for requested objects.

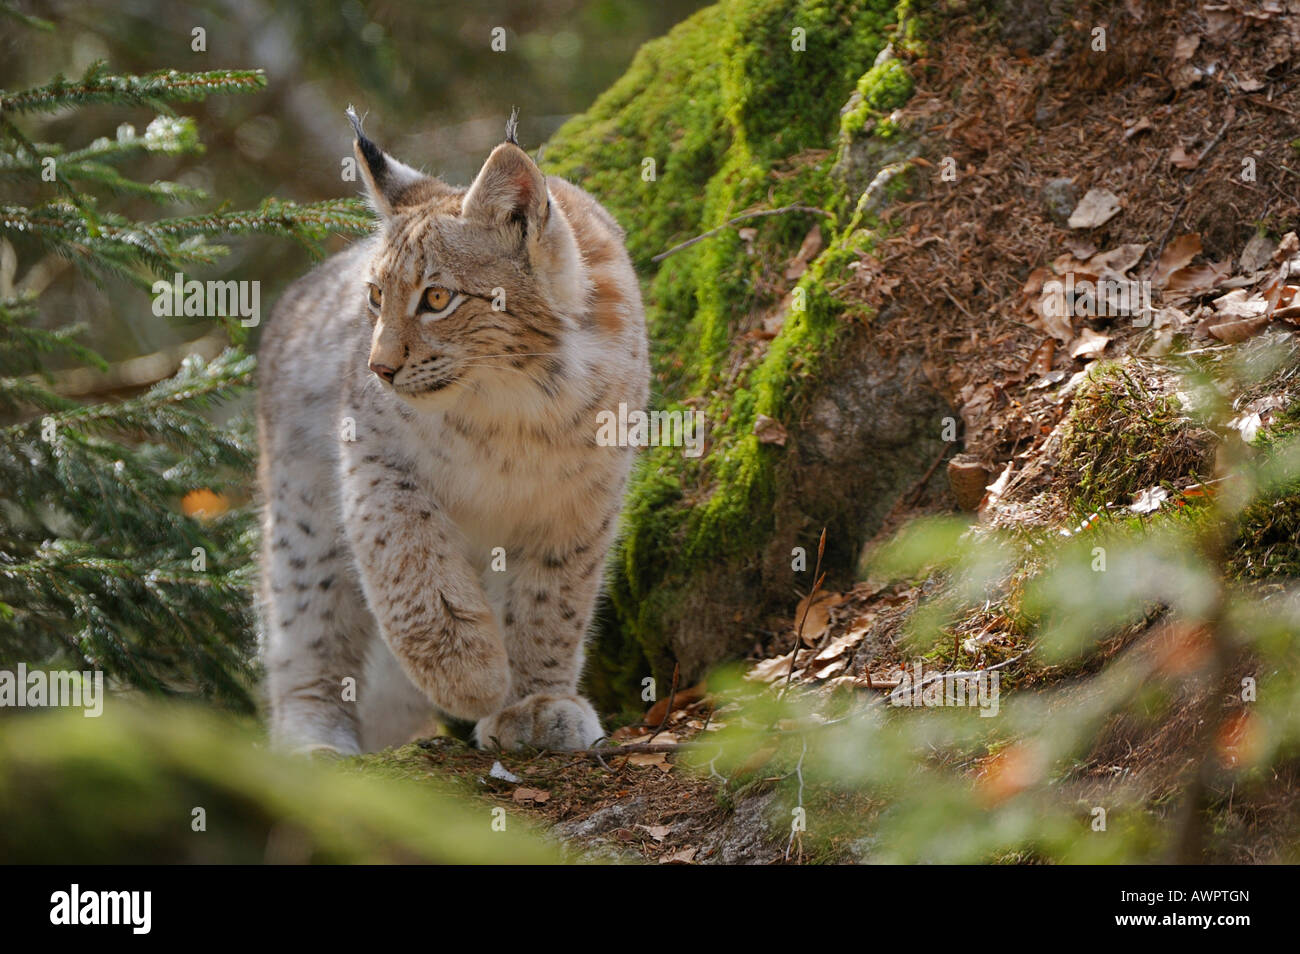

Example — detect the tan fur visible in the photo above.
[259,115,648,754]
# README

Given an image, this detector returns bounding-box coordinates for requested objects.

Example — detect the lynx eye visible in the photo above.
[422,285,453,312]
[366,283,382,310]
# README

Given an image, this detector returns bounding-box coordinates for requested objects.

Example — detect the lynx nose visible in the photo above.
[369,361,397,383]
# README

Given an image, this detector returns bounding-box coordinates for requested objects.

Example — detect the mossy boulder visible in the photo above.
[545,0,952,708]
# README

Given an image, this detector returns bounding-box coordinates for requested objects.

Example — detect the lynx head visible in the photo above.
[347,107,584,411]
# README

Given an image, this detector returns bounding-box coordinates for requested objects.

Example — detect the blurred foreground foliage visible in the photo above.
[0,701,557,863]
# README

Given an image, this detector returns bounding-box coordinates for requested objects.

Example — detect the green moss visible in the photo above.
[841,58,914,136]
[545,0,918,707]
[1230,404,1300,579]
[1057,361,1215,513]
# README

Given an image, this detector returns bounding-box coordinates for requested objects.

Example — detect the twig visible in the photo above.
[906,443,951,507]
[651,204,832,263]
[782,528,827,693]
[646,662,680,745]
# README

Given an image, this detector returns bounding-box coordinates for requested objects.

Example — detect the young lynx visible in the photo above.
[259,109,648,755]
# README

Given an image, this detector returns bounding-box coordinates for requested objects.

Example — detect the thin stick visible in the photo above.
[646,662,680,745]
[782,528,827,692]
[651,204,832,263]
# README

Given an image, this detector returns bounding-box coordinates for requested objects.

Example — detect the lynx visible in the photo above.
[258,109,649,755]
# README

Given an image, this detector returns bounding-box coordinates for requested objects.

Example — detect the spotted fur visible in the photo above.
[259,111,648,754]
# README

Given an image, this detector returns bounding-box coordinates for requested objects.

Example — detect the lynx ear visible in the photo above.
[346,105,436,216]
[461,119,548,236]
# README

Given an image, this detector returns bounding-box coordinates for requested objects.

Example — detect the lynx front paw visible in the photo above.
[474,693,604,751]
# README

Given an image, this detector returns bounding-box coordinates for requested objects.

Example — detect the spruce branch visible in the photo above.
[0,64,267,116]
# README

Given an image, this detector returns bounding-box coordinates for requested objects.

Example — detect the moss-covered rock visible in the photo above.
[545,0,953,708]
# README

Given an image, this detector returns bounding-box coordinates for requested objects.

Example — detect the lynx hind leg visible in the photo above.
[474,693,603,751]
[262,489,372,757]
[358,639,437,751]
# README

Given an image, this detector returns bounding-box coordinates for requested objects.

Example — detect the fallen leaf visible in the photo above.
[1208,315,1269,343]
[661,847,697,864]
[1068,327,1110,359]
[1152,233,1202,286]
[814,630,865,663]
[1123,117,1153,140]
[1067,188,1122,229]
[1212,289,1270,319]
[784,225,824,280]
[637,824,671,842]
[977,460,1015,520]
[1240,233,1277,274]
[1168,144,1199,170]
[746,652,795,683]
[643,685,707,725]
[793,590,843,645]
[512,787,551,805]
[1166,261,1232,296]
[1022,337,1055,378]
[753,413,788,446]
[628,752,672,772]
[1173,34,1200,60]
[1086,242,1147,277]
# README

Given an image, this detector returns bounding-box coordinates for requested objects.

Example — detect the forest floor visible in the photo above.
[354,0,1300,864]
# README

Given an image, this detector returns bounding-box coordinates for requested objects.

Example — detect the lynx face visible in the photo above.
[351,110,585,411]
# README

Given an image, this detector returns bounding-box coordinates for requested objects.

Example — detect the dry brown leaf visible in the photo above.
[1208,316,1269,343]
[784,225,824,281]
[1086,242,1147,277]
[814,630,865,663]
[1022,337,1055,378]
[512,787,551,805]
[793,590,843,645]
[1068,327,1110,359]
[1067,188,1122,229]
[753,413,788,446]
[1173,34,1200,60]
[1166,260,1232,295]
[1212,289,1270,319]
[1240,233,1277,274]
[746,652,795,683]
[1169,144,1199,170]
[661,848,697,864]
[1153,233,1202,286]
[637,824,671,842]
[1123,117,1154,140]
[628,751,672,771]
[643,684,707,726]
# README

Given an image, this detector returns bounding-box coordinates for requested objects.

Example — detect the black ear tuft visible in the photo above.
[504,107,519,146]
[346,105,389,184]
